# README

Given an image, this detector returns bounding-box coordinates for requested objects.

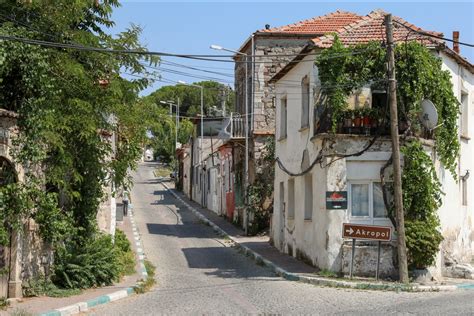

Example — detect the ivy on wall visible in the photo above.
[246,137,275,235]
[316,37,459,268]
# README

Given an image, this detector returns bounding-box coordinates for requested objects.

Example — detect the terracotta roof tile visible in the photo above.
[312,9,443,48]
[260,10,364,34]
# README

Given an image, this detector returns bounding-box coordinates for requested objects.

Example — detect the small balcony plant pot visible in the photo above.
[353,117,362,127]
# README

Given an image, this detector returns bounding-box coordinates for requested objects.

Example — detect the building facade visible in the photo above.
[271,10,474,278]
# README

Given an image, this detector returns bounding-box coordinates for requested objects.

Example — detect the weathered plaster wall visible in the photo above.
[273,54,398,276]
[273,49,474,278]
[436,51,474,270]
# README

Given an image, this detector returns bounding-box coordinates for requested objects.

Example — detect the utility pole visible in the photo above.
[385,14,409,284]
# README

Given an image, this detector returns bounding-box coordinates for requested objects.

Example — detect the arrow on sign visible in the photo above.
[346,227,354,235]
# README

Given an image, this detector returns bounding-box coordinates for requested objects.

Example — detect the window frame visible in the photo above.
[460,92,469,138]
[279,96,287,140]
[301,75,310,129]
[348,180,392,226]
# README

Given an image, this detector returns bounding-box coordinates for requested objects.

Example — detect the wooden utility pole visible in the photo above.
[385,14,409,283]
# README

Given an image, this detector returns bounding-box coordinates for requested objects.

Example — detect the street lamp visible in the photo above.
[210,44,250,234]
[159,100,180,152]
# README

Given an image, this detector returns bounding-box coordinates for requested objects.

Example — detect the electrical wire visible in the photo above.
[393,20,474,48]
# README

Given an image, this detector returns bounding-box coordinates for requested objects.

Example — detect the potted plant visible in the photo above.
[353,108,362,127]
[362,107,372,128]
[343,110,353,128]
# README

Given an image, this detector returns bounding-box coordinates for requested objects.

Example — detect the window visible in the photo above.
[462,177,468,206]
[279,181,285,217]
[461,92,468,137]
[301,76,310,128]
[280,97,287,139]
[304,174,313,220]
[349,181,389,224]
[288,178,295,219]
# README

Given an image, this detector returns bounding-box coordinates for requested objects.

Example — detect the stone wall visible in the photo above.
[235,37,310,135]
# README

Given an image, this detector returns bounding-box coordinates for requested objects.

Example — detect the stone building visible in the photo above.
[232,11,365,230]
[0,109,53,298]
[270,10,473,278]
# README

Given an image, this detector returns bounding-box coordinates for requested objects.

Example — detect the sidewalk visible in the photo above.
[162,180,474,292]
[3,209,142,316]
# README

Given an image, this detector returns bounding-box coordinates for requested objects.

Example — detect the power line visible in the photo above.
[0,33,385,64]
[393,20,474,48]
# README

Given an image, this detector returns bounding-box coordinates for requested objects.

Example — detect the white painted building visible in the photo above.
[270,10,473,278]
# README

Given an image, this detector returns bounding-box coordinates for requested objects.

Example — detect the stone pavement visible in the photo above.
[163,180,474,292]
[2,208,141,316]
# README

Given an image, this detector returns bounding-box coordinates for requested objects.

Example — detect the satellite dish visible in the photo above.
[419,99,438,130]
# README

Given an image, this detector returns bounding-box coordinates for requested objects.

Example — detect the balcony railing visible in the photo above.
[313,108,434,139]
[218,113,247,139]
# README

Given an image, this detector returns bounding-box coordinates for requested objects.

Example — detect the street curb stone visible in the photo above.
[39,204,150,316]
[161,182,473,293]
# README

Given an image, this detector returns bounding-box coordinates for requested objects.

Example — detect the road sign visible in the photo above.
[342,223,391,241]
[326,191,347,209]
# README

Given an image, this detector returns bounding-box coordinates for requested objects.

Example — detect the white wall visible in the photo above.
[273,49,474,276]
[437,51,474,264]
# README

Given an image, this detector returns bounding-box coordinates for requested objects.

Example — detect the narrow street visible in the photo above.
[89,162,474,315]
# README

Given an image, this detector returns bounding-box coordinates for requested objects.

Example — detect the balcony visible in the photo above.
[218,114,247,140]
[313,107,434,140]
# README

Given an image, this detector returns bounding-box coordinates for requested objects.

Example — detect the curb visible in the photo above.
[161,182,473,293]
[39,204,150,316]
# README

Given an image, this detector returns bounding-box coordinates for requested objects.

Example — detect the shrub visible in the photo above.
[115,229,136,276]
[23,277,81,297]
[52,234,120,289]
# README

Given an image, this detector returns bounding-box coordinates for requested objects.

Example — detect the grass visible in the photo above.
[318,269,339,278]
[22,277,82,298]
[0,296,8,310]
[154,165,173,178]
[134,260,156,294]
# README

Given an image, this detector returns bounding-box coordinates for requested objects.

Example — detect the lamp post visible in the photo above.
[160,99,180,155]
[211,44,249,234]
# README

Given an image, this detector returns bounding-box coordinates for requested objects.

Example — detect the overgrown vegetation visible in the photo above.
[134,260,156,294]
[402,142,444,268]
[0,0,151,291]
[246,137,275,235]
[316,37,459,268]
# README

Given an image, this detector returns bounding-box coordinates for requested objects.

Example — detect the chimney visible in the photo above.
[453,31,460,54]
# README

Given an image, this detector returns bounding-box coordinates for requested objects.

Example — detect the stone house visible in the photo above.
[232,10,366,230]
[270,10,473,278]
[0,109,54,298]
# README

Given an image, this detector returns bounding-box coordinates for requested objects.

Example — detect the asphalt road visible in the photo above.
[89,162,474,315]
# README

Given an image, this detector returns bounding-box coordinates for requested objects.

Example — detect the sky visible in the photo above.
[109,1,474,95]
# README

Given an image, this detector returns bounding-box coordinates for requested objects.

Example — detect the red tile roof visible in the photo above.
[312,9,443,48]
[260,10,364,35]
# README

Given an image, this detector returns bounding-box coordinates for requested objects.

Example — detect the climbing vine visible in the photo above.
[401,141,443,268]
[316,37,459,268]
[247,137,275,235]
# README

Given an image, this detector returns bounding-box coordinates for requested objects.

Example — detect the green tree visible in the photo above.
[0,0,156,247]
[144,81,235,117]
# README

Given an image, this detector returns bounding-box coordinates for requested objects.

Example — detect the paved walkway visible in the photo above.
[3,210,141,316]
[168,181,474,288]
[88,162,474,315]
[170,184,317,276]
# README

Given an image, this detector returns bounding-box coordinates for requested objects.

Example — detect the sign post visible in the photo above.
[342,223,392,280]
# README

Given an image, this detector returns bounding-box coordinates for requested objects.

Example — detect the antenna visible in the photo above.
[419,99,439,130]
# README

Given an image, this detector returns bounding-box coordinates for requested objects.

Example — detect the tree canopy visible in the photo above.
[144,81,234,117]
[0,0,156,245]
